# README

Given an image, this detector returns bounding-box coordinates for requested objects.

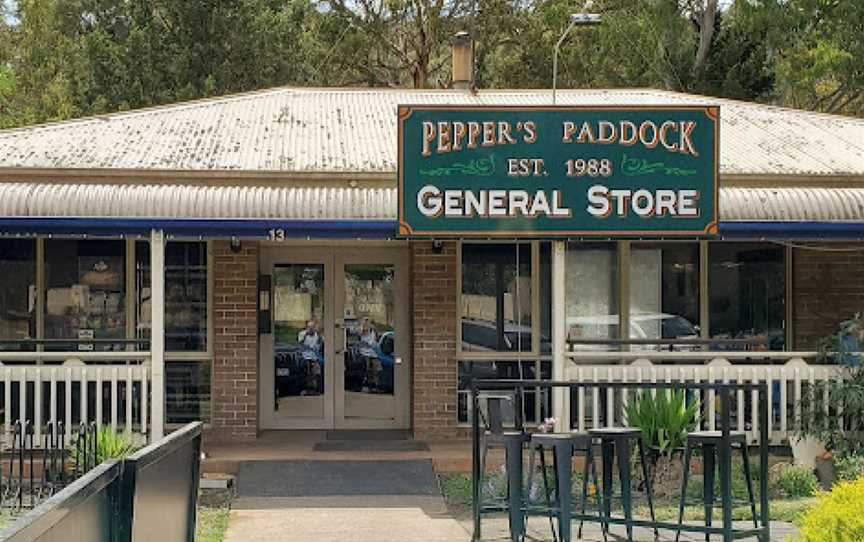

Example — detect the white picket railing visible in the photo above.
[564,351,841,445]
[0,352,151,446]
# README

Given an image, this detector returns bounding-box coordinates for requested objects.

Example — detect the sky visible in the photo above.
[4,0,16,25]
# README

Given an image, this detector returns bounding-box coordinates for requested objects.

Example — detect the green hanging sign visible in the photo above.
[397,105,719,237]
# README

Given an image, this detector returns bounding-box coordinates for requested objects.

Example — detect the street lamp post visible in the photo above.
[552,4,602,104]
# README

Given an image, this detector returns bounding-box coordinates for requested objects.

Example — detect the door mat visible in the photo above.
[236,459,439,497]
[313,440,430,452]
[325,430,411,441]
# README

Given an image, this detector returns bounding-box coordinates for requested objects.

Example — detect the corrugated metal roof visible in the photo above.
[0,182,862,222]
[0,88,862,177]
[0,184,395,219]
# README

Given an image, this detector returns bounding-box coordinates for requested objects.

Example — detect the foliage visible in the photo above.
[816,313,864,365]
[77,427,138,464]
[776,465,819,498]
[625,390,699,457]
[797,477,864,542]
[797,315,864,455]
[0,0,862,128]
[834,454,864,483]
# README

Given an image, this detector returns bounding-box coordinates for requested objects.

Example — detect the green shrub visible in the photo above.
[77,427,138,465]
[834,454,864,482]
[777,465,819,498]
[797,477,864,542]
[625,390,699,456]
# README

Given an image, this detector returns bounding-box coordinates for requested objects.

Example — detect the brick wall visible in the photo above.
[411,241,460,440]
[210,240,259,441]
[793,243,864,349]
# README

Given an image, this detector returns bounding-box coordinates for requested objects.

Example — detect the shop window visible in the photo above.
[565,242,618,350]
[456,360,551,424]
[709,243,785,350]
[45,240,126,351]
[630,243,700,348]
[0,240,36,351]
[166,361,211,424]
[136,241,208,352]
[461,243,532,352]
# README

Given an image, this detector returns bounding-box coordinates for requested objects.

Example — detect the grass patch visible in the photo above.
[196,488,234,542]
[438,472,818,524]
[197,505,231,542]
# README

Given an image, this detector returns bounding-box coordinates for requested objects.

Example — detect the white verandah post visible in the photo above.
[551,241,570,429]
[150,229,165,441]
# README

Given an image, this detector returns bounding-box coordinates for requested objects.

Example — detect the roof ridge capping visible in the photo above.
[1,86,863,137]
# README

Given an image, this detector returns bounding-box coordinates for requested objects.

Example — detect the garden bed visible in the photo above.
[438,454,821,527]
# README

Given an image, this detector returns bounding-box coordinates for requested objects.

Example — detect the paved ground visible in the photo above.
[224,495,470,542]
[219,448,798,542]
[235,459,440,496]
[224,458,470,542]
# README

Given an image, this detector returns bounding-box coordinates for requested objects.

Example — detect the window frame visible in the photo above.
[456,240,549,426]
[20,236,214,426]
[456,240,543,360]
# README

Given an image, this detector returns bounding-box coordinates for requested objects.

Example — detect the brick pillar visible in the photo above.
[211,240,259,441]
[411,241,459,440]
[793,243,864,349]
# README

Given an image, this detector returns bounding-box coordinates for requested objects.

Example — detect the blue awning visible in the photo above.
[1,217,863,241]
[0,218,398,239]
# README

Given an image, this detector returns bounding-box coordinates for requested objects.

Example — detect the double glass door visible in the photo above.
[259,247,410,429]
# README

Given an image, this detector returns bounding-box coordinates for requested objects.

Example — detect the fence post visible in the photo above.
[187,432,203,542]
[471,382,481,542]
[759,381,771,542]
[719,386,733,542]
[150,229,165,441]
[551,241,569,429]
[115,459,135,542]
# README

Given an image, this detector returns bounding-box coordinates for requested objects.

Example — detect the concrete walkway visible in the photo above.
[224,495,471,542]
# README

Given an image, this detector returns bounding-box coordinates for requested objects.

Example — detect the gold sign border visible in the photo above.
[397,104,720,238]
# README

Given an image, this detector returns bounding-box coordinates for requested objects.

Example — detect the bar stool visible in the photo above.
[477,395,529,541]
[588,427,658,542]
[524,432,599,542]
[675,430,758,542]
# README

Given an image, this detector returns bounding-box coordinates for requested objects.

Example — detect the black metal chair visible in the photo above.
[523,432,600,542]
[477,394,529,541]
[675,430,758,542]
[588,427,658,542]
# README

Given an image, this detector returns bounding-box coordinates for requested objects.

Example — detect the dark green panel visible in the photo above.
[397,106,719,238]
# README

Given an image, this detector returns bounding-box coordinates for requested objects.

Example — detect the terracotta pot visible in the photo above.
[815,456,835,490]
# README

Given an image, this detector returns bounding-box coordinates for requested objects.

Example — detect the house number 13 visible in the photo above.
[267,228,287,241]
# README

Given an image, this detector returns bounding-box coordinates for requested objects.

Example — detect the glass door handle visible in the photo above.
[335,349,344,355]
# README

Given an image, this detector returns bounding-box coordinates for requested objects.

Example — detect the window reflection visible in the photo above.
[344,264,395,398]
[565,242,618,350]
[709,243,785,350]
[457,360,551,424]
[166,361,211,424]
[461,244,532,352]
[45,240,125,351]
[630,243,700,350]
[0,240,36,351]
[273,264,325,418]
[136,242,208,352]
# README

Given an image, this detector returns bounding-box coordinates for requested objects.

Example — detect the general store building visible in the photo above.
[0,64,862,446]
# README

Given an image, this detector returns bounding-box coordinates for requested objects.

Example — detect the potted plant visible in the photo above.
[626,389,700,498]
[796,316,864,487]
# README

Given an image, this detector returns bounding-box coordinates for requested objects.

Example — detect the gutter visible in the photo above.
[3,217,864,241]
